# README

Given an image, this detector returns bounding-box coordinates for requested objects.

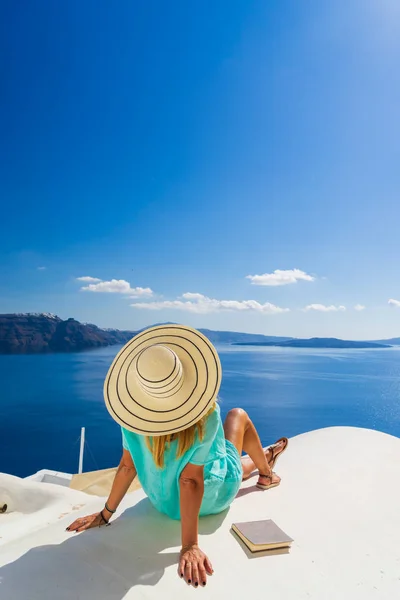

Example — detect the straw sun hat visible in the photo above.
[104,324,222,436]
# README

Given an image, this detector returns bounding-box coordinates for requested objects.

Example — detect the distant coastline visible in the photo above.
[0,313,397,354]
[233,338,390,349]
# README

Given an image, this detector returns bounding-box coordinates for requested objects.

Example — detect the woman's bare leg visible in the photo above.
[223,408,281,486]
[241,455,264,479]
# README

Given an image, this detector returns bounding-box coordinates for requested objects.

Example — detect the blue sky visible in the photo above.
[1,0,400,339]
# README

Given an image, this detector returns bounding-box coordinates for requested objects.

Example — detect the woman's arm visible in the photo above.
[67,449,137,532]
[102,449,137,520]
[179,462,204,547]
[178,463,213,587]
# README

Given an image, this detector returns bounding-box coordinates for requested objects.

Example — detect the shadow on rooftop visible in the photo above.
[0,497,227,599]
[235,484,264,499]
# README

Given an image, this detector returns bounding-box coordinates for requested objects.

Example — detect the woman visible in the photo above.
[67,325,288,588]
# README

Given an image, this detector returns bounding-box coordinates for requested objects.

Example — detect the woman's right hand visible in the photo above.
[66,512,108,533]
[178,544,213,587]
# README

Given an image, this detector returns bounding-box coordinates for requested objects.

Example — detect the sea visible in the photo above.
[1,345,400,478]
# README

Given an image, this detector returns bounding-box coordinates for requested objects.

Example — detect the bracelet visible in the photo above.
[105,502,116,514]
[99,510,110,526]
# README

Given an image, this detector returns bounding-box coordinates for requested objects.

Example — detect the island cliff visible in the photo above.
[0,314,136,354]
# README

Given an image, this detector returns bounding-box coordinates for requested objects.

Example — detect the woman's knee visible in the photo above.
[224,408,249,454]
[227,408,248,422]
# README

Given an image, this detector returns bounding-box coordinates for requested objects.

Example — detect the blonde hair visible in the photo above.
[146,403,216,469]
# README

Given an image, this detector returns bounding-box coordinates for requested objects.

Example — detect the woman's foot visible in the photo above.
[241,437,288,481]
[241,437,289,481]
[264,437,288,470]
[256,471,281,490]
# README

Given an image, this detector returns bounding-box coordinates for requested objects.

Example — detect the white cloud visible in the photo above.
[37,266,47,271]
[131,292,289,315]
[388,298,400,308]
[247,268,315,286]
[77,276,102,283]
[304,304,346,312]
[181,292,207,301]
[129,287,154,298]
[354,304,366,311]
[80,278,153,297]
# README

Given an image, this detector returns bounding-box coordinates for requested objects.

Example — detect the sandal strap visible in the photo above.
[268,441,283,456]
[259,472,273,481]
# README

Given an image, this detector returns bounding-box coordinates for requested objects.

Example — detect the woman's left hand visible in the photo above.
[178,544,213,587]
[66,512,108,532]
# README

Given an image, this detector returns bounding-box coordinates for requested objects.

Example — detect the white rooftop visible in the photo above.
[1,426,399,599]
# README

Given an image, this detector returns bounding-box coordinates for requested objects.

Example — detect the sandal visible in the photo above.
[268,437,288,471]
[256,472,280,491]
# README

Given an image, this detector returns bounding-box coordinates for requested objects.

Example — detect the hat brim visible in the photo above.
[104,325,221,436]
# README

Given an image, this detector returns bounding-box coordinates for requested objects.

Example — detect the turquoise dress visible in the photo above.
[121,403,243,520]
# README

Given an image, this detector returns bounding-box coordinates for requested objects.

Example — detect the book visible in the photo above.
[231,519,293,553]
[231,534,291,559]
